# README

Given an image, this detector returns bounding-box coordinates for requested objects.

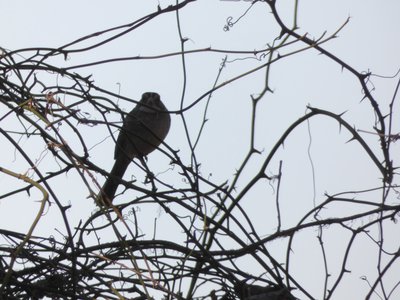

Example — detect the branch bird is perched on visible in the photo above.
[98,92,171,206]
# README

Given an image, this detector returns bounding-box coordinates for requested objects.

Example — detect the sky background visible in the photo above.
[1,1,400,299]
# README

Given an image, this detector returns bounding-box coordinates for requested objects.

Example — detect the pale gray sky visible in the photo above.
[1,1,399,299]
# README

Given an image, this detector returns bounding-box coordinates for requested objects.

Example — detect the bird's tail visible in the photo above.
[98,157,130,206]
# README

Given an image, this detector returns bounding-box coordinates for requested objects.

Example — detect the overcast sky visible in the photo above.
[1,1,400,299]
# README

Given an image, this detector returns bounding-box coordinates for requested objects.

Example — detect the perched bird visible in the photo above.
[99,92,170,206]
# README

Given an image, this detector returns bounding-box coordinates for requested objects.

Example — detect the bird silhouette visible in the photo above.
[99,92,170,206]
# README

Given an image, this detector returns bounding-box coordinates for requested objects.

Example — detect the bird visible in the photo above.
[98,92,171,206]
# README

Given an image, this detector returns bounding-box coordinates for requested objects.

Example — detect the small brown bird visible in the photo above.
[99,92,170,206]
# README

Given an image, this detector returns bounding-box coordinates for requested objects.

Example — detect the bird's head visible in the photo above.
[140,92,161,109]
